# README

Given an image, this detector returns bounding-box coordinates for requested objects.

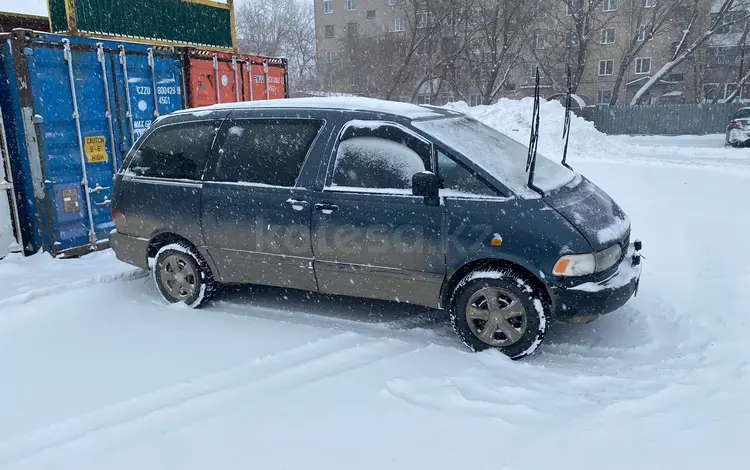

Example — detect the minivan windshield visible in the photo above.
[413,116,575,196]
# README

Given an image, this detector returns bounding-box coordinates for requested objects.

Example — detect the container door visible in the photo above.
[0,108,21,257]
[217,55,240,104]
[266,64,286,100]
[186,56,216,108]
[24,39,120,253]
[114,46,184,152]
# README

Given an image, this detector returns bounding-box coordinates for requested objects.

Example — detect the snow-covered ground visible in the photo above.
[1,101,749,470]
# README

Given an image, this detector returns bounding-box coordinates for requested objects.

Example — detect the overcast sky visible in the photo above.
[0,0,229,17]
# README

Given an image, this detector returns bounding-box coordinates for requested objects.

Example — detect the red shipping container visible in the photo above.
[184,49,288,108]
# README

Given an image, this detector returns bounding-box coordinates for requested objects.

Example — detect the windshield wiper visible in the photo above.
[525,68,544,196]
[561,66,574,171]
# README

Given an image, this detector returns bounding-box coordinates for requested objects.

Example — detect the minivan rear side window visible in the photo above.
[127,122,218,180]
[212,119,323,187]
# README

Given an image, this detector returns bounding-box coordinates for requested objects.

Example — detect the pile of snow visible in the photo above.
[444,98,608,162]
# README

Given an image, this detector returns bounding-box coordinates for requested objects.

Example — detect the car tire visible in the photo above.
[152,241,217,308]
[450,269,548,359]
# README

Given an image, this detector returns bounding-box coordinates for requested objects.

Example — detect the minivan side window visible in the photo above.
[212,119,323,187]
[437,149,501,197]
[330,136,426,189]
[127,122,218,180]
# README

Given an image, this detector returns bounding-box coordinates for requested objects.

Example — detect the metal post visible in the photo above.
[148,48,160,118]
[97,43,118,174]
[0,108,23,252]
[248,61,254,101]
[232,56,240,102]
[213,54,221,104]
[118,45,135,147]
[63,39,97,247]
[264,61,270,100]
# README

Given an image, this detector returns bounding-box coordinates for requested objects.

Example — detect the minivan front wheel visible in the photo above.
[153,242,217,308]
[450,269,548,359]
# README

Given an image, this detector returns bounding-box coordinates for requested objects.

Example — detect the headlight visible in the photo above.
[553,244,622,277]
[594,244,622,272]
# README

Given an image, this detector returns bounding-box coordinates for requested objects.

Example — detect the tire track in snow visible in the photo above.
[0,269,147,311]
[0,333,416,468]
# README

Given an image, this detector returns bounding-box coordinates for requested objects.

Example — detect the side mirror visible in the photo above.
[412,171,440,206]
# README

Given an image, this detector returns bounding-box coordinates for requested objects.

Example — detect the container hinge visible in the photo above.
[89,230,96,246]
[105,111,111,118]
[231,56,237,71]
[96,43,105,63]
[72,112,79,120]
[88,183,110,195]
[62,39,72,62]
[147,48,155,68]
[118,45,126,65]
[0,180,12,190]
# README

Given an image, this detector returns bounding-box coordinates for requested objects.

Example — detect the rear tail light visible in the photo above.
[111,207,128,229]
[731,121,743,130]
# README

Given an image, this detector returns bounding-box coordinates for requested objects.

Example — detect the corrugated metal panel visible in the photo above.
[185,51,288,108]
[49,0,235,50]
[582,103,744,135]
[0,31,186,256]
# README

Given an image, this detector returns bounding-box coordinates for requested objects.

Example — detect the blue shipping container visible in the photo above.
[0,30,185,256]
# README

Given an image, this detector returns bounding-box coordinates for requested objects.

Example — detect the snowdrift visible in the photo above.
[444,98,608,161]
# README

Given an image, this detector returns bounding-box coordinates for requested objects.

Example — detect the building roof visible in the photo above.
[176,97,454,120]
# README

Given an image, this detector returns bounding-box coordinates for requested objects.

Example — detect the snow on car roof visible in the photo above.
[174,97,452,119]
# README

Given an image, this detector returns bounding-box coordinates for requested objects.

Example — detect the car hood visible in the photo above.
[544,175,630,251]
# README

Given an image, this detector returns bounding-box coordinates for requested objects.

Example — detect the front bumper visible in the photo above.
[552,242,642,319]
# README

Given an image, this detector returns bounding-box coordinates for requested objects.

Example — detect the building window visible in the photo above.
[644,0,656,7]
[601,28,616,44]
[417,10,434,28]
[567,32,578,48]
[347,0,356,10]
[347,22,358,36]
[603,0,617,11]
[597,90,612,104]
[366,9,376,18]
[635,57,651,74]
[638,24,651,41]
[470,93,482,106]
[324,0,332,14]
[598,59,614,75]
[325,25,335,38]
[389,17,406,32]
[529,64,540,79]
[533,33,545,50]
[567,0,583,15]
[325,50,337,62]
[388,0,397,5]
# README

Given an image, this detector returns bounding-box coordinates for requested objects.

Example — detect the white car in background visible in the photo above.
[725,107,750,147]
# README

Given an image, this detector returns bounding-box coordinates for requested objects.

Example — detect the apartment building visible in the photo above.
[314,0,743,105]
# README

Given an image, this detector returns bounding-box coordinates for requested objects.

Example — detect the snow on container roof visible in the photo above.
[176,97,450,119]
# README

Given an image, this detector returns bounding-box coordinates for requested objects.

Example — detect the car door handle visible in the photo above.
[314,203,339,215]
[285,198,308,211]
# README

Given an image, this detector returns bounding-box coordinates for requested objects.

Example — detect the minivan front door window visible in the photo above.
[331,136,425,190]
[126,122,218,180]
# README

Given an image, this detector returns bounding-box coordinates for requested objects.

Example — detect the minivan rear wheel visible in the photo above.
[153,242,217,308]
[450,269,548,359]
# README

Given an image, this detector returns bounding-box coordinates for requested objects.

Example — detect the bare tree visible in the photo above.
[235,0,317,91]
[608,0,684,104]
[466,0,537,104]
[630,0,750,104]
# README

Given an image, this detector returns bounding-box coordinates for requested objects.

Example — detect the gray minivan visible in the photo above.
[110,97,642,359]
